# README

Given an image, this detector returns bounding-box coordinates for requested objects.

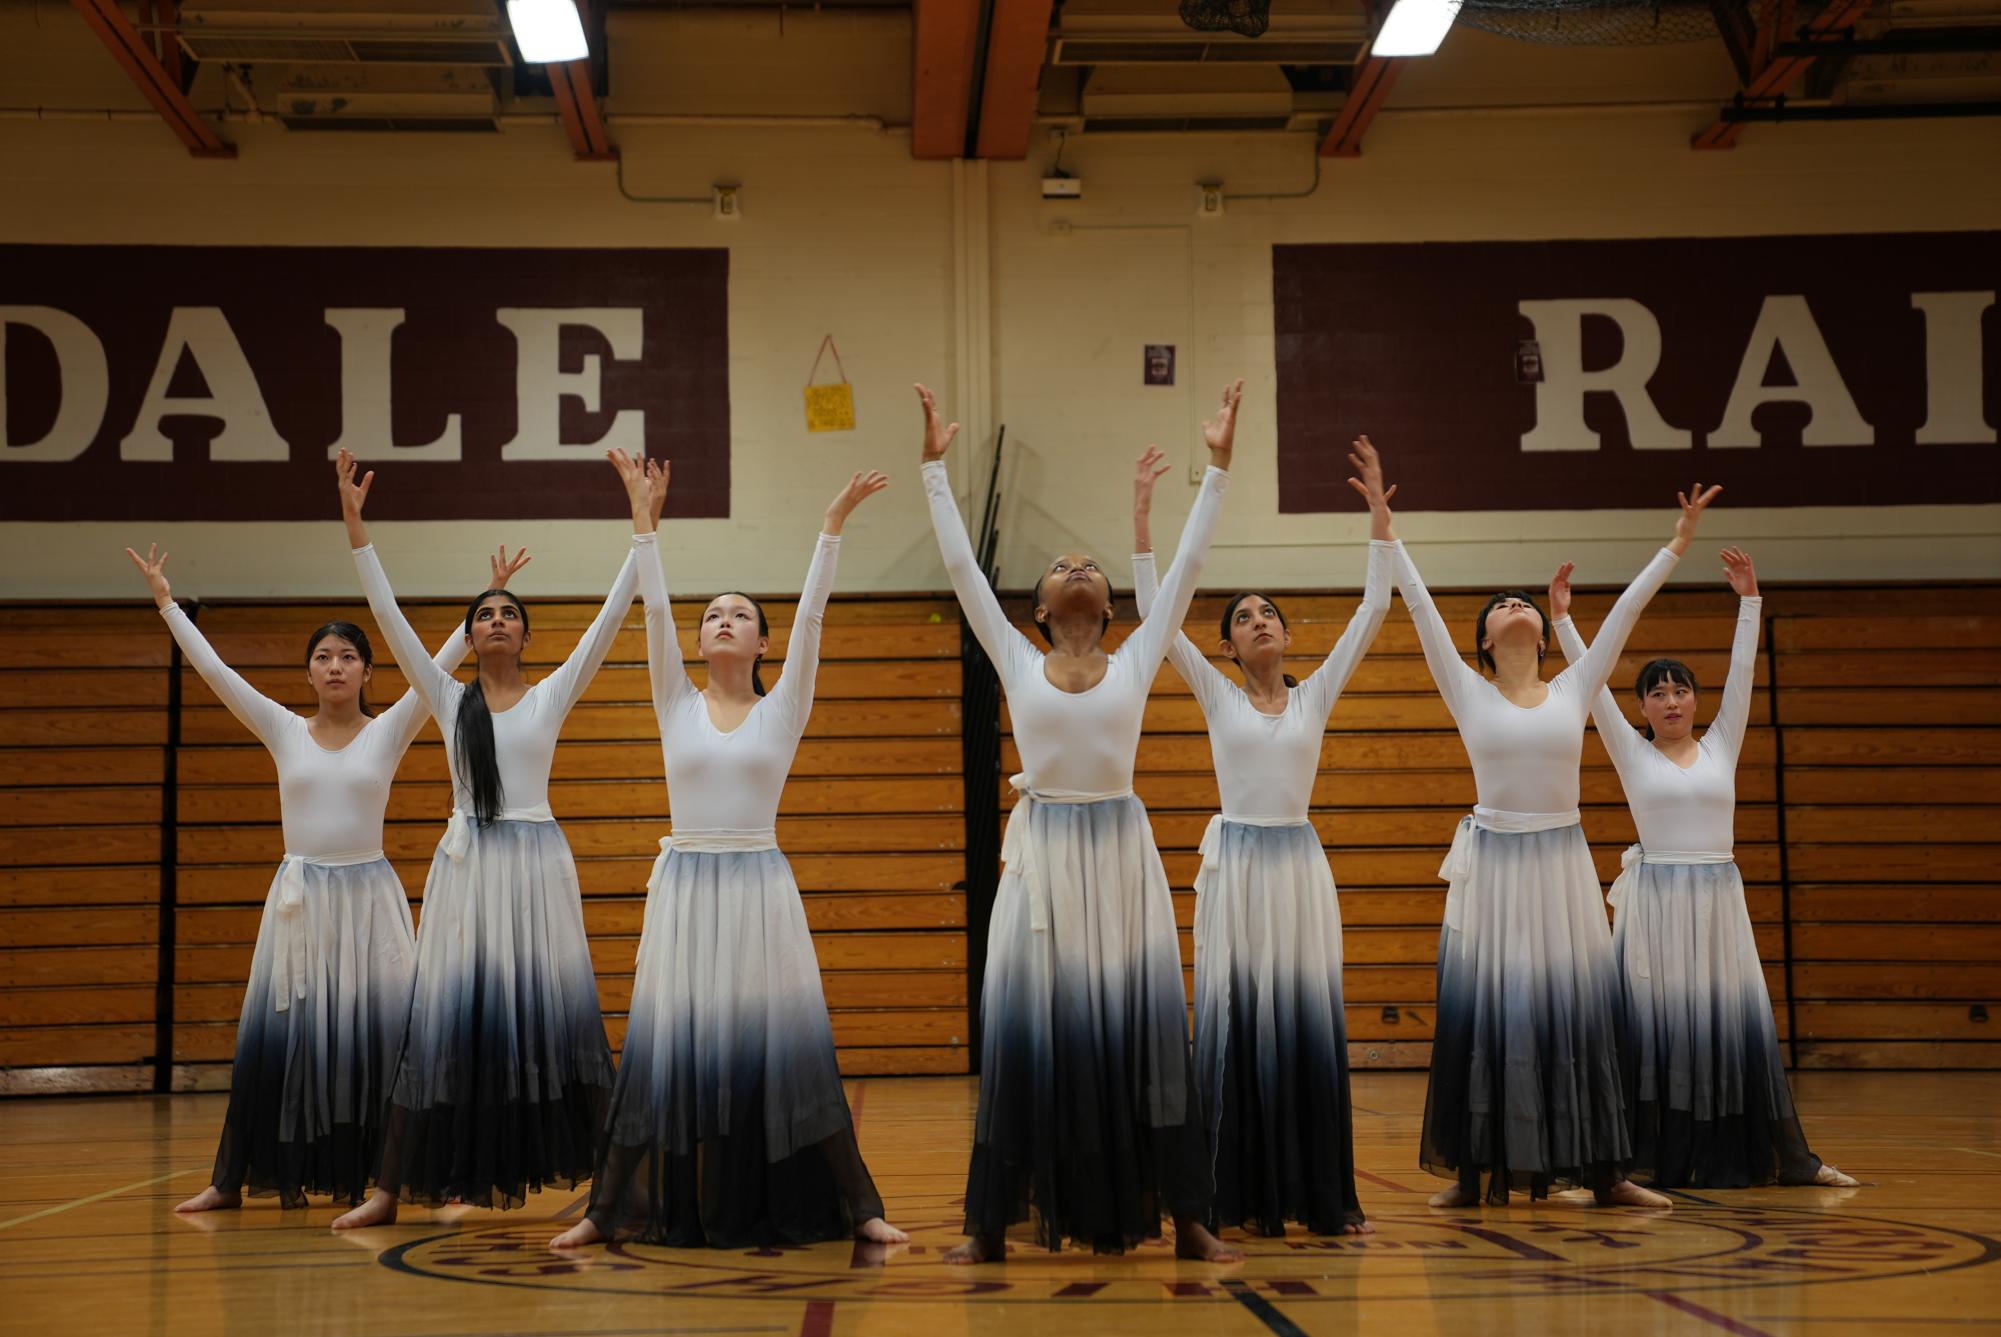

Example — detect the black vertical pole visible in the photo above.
[960,429,1006,1072]
[153,600,187,1093]
[1766,609,1801,1070]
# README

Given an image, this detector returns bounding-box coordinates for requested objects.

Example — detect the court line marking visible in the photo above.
[1647,1293,1773,1335]
[0,1167,202,1231]
[1222,1279,1309,1336]
[1954,1146,2001,1161]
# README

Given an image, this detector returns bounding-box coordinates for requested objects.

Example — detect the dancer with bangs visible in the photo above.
[551,451,903,1251]
[1128,436,1397,1238]
[1550,547,1857,1190]
[330,449,640,1228]
[1392,435,1720,1209]
[129,540,520,1212]
[921,380,1242,1265]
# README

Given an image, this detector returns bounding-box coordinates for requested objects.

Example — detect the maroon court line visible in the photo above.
[848,1079,868,1131]
[1649,1292,1775,1336]
[1355,1168,1420,1193]
[799,1299,836,1337]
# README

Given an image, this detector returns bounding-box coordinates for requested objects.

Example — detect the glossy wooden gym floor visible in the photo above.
[3,1072,1996,1336]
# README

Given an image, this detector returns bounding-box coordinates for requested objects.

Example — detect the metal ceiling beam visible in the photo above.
[1694,0,1877,149]
[70,0,232,157]
[549,0,615,161]
[913,0,982,159]
[972,0,1053,159]
[1320,54,1402,157]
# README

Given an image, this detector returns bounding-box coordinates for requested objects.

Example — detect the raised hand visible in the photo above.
[1670,481,1724,555]
[335,448,374,548]
[1721,546,1758,598]
[914,384,960,463]
[1201,379,1245,468]
[607,448,662,532]
[125,543,173,610]
[1133,445,1170,510]
[825,470,891,536]
[1344,434,1399,541]
[646,457,670,526]
[1548,561,1575,622]
[490,545,533,589]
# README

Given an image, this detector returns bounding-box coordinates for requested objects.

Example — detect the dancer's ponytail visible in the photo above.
[456,589,528,825]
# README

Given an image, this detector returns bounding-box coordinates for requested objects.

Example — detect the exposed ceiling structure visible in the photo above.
[25,0,2001,159]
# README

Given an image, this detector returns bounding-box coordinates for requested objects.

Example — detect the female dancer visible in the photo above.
[921,380,1241,1264]
[551,452,905,1249]
[330,448,638,1227]
[1128,440,1394,1237]
[1391,432,1718,1209]
[1550,548,1856,1189]
[131,542,517,1211]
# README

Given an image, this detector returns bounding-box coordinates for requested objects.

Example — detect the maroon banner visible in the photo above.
[1,245,729,521]
[1273,232,1999,512]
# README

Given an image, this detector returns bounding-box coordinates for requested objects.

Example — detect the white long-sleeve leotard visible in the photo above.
[1555,596,1761,857]
[637,529,840,835]
[162,602,465,859]
[1130,540,1393,822]
[924,459,1229,795]
[353,541,639,820]
[1394,541,1680,816]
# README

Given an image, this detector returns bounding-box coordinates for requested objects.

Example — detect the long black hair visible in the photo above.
[1218,592,1298,689]
[456,588,527,826]
[1027,568,1115,646]
[1473,590,1551,675]
[305,621,377,717]
[1634,658,1700,741]
[712,592,770,696]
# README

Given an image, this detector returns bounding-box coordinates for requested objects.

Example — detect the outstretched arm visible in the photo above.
[1568,484,1716,695]
[1132,446,1229,708]
[1707,547,1763,761]
[542,548,641,718]
[1121,379,1240,670]
[339,449,457,718]
[609,450,689,720]
[916,384,1034,682]
[376,550,517,752]
[128,544,286,746]
[770,471,887,733]
[1391,542,1481,720]
[1550,565,1647,768]
[1299,432,1401,717]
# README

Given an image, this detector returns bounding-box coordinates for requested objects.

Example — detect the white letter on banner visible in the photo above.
[119,307,289,461]
[325,308,463,460]
[495,308,644,460]
[0,306,108,461]
[1711,295,1874,449]
[1911,292,1996,446]
[1517,299,1691,452]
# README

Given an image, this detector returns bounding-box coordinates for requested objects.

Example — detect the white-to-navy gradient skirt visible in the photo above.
[1420,818,1633,1200]
[378,818,613,1210]
[583,840,883,1246]
[210,853,416,1206]
[1612,851,1823,1186]
[964,791,1212,1253]
[1194,817,1364,1234]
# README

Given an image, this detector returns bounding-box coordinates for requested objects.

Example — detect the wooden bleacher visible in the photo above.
[2,578,1995,1093]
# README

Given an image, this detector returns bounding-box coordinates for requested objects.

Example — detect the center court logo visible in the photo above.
[382,1198,2000,1305]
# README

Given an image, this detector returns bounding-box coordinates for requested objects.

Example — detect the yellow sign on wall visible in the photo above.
[804,335,855,433]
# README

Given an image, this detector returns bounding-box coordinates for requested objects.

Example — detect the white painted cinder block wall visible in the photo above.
[1,9,1996,600]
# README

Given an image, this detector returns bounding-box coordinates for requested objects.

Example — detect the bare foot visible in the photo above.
[331,1189,398,1230]
[1596,1179,1673,1209]
[1173,1217,1244,1263]
[943,1233,1005,1264]
[1428,1183,1484,1208]
[174,1186,241,1214]
[549,1218,605,1251]
[1814,1164,1861,1187]
[1341,1218,1376,1235]
[856,1216,908,1244]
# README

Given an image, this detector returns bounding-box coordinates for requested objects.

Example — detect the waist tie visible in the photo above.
[1002,774,1134,931]
[1437,806,1580,956]
[1605,844,1735,911]
[1195,813,1314,896]
[442,803,557,864]
[272,850,385,1014]
[645,828,780,891]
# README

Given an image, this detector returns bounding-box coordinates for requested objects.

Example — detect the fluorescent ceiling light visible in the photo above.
[507,0,588,63]
[1371,0,1463,57]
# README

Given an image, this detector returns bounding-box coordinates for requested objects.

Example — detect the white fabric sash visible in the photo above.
[1002,773,1133,931]
[1195,813,1314,896]
[1607,841,1737,929]
[272,849,385,1014]
[1437,806,1580,955]
[441,803,557,863]
[645,828,780,893]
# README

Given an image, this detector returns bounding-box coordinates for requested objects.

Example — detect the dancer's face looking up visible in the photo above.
[467,593,529,663]
[1475,592,1550,675]
[1031,554,1113,645]
[1219,593,1291,672]
[700,593,769,669]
